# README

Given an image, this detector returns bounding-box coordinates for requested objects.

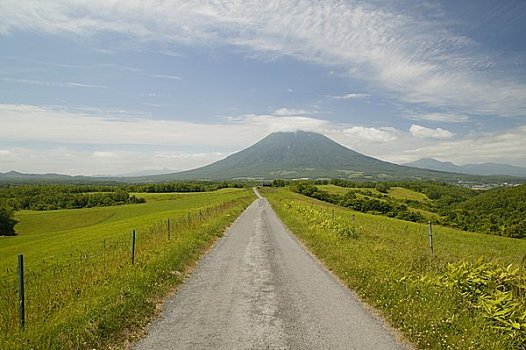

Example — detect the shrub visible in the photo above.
[0,206,17,236]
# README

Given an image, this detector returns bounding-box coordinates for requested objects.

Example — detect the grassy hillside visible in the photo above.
[261,187,526,349]
[0,188,255,349]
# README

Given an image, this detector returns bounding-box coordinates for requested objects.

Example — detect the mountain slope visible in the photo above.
[404,158,526,178]
[148,131,484,181]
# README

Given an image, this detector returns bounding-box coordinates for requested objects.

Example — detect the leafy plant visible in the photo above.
[418,258,526,347]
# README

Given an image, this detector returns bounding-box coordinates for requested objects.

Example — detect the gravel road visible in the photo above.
[132,189,407,350]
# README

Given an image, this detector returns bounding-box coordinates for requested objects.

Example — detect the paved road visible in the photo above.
[132,189,406,350]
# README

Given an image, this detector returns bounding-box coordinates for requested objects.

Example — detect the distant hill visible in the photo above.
[144,131,515,182]
[404,158,526,178]
[0,171,117,184]
[116,168,177,177]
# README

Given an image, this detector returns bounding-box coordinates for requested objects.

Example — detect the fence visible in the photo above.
[0,200,238,336]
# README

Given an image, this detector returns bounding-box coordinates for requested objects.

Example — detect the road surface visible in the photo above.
[132,189,407,350]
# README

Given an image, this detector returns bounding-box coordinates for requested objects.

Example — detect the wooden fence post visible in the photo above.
[428,221,434,255]
[131,230,136,265]
[18,254,25,330]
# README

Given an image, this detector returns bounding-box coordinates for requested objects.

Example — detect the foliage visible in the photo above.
[0,206,17,236]
[290,182,426,223]
[127,181,245,193]
[0,185,145,211]
[417,258,526,347]
[375,182,390,193]
[446,184,526,238]
[293,180,526,238]
[271,179,287,187]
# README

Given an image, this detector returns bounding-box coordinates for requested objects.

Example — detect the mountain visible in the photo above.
[2,132,523,183]
[404,158,526,178]
[146,131,503,181]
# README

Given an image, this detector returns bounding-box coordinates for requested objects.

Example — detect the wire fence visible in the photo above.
[0,200,238,336]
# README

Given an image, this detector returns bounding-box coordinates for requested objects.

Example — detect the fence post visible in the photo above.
[18,254,25,330]
[428,221,434,255]
[131,230,136,265]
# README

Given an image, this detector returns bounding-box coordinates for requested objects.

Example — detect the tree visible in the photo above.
[375,182,390,193]
[0,207,17,236]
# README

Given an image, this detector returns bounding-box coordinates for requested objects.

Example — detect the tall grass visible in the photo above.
[0,189,255,349]
[261,188,525,350]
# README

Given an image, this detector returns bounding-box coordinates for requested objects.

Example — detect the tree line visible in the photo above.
[290,182,426,223]
[0,181,248,236]
[280,179,526,239]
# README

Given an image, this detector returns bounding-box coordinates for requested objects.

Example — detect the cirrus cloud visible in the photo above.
[1,1,525,117]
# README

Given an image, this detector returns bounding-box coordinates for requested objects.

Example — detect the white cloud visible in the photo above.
[331,93,369,100]
[339,127,397,143]
[406,112,470,123]
[1,1,524,117]
[150,74,182,80]
[272,108,313,116]
[65,82,108,89]
[0,77,107,89]
[399,125,526,166]
[410,124,454,139]
[92,151,117,158]
[0,147,227,176]
[0,104,327,148]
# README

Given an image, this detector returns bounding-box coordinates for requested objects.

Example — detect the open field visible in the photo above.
[318,184,429,202]
[260,187,526,349]
[0,188,255,349]
[387,187,430,202]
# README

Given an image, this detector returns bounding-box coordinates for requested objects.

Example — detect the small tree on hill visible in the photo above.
[0,207,17,236]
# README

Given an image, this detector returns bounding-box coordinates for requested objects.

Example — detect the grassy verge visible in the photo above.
[0,188,255,349]
[261,187,525,350]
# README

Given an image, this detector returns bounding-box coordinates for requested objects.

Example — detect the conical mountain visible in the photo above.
[151,131,466,181]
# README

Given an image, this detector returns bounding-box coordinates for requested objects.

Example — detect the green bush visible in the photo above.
[0,206,17,236]
[419,258,526,347]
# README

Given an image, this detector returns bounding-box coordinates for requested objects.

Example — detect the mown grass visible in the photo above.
[0,188,255,349]
[261,187,526,350]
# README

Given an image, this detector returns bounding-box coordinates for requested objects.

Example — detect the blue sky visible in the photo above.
[0,0,525,175]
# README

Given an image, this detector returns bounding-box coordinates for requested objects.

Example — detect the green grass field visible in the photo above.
[261,187,526,349]
[388,186,430,202]
[0,188,255,349]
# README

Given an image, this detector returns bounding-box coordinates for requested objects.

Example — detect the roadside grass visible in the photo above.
[261,187,526,350]
[0,188,255,349]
